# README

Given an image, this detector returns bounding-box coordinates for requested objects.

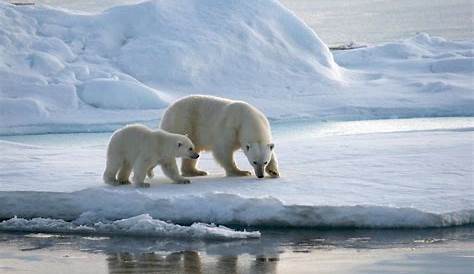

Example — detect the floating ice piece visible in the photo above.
[0,214,261,240]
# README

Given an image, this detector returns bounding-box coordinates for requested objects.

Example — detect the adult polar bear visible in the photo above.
[160,95,280,178]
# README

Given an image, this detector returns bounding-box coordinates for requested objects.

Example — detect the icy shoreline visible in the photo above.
[1,118,473,233]
[0,190,472,229]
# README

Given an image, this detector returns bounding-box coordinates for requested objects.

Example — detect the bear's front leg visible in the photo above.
[181,158,208,177]
[265,152,280,178]
[213,143,251,177]
[161,160,191,184]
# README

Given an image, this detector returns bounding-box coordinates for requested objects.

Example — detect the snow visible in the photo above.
[0,1,473,134]
[1,118,472,229]
[78,79,168,109]
[0,1,473,236]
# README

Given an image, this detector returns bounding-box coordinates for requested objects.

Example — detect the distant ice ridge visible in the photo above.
[0,214,261,240]
[1,1,473,135]
[0,190,472,229]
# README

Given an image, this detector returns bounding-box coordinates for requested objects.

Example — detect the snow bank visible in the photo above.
[0,0,338,134]
[0,190,472,229]
[0,214,260,240]
[0,1,472,134]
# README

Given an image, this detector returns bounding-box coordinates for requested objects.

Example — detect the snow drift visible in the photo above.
[0,190,472,229]
[0,1,473,134]
[78,79,167,110]
[0,0,337,134]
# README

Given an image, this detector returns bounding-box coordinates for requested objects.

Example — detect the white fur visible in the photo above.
[160,95,280,178]
[103,124,199,187]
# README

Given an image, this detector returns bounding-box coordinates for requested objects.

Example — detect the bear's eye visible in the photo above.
[253,161,257,165]
[189,147,193,151]
[264,161,268,165]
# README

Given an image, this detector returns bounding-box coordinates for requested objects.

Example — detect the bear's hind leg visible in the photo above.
[147,167,154,179]
[103,158,121,185]
[132,160,150,188]
[117,161,132,185]
[212,143,251,177]
[181,158,208,177]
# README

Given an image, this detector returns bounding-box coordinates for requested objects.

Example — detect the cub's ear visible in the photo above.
[184,133,189,137]
[269,143,275,150]
[245,144,250,151]
[177,141,183,147]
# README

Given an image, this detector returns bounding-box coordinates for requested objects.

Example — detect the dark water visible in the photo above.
[1,226,473,274]
[281,0,474,45]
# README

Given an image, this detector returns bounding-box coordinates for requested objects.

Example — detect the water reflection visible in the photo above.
[106,251,279,274]
[2,226,473,274]
[107,251,203,274]
[100,226,474,273]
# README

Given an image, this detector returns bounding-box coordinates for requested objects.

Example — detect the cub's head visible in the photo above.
[242,142,274,178]
[176,136,199,159]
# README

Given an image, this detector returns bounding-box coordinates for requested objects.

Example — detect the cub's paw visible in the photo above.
[182,170,208,177]
[227,170,252,177]
[118,180,131,185]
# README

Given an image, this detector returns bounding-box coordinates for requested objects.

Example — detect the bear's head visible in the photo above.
[242,142,274,178]
[176,136,199,159]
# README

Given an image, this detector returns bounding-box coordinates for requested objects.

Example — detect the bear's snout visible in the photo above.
[191,152,200,159]
[255,165,265,178]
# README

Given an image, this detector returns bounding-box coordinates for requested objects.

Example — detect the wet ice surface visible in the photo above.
[0,118,472,230]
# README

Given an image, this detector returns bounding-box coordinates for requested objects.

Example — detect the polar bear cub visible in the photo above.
[161,95,280,179]
[103,124,199,187]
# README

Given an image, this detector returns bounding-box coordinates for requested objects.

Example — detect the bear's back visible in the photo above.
[161,95,231,131]
[109,124,154,154]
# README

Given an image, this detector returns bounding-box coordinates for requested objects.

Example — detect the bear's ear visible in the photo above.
[245,144,250,151]
[269,143,275,150]
[177,141,183,147]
